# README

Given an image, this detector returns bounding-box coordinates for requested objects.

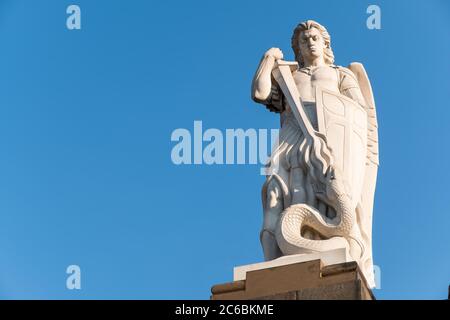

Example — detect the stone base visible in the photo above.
[211,259,374,300]
[233,248,351,281]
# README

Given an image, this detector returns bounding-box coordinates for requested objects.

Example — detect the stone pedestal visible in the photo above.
[211,258,374,300]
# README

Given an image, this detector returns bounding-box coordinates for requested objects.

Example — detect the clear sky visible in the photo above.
[0,0,448,299]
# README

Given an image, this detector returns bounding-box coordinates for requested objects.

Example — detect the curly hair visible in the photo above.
[291,20,335,67]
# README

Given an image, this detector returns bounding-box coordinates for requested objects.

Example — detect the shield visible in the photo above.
[315,86,367,207]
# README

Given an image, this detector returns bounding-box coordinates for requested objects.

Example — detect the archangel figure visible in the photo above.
[251,20,379,287]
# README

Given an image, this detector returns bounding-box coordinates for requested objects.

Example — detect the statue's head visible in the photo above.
[291,20,335,67]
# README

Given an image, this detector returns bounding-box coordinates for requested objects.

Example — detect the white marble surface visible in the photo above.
[233,248,352,281]
[251,20,378,288]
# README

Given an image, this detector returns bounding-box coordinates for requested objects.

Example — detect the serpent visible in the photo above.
[275,167,358,254]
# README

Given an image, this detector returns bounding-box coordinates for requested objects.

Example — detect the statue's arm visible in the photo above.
[252,55,276,102]
[338,67,366,106]
[343,87,366,107]
[251,48,284,111]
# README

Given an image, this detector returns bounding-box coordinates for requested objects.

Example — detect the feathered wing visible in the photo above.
[348,63,379,165]
[348,62,379,286]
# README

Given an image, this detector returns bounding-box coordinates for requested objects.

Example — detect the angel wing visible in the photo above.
[348,62,379,286]
[348,63,379,166]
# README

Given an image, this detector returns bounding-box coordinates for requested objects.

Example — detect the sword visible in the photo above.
[271,60,333,177]
[271,60,316,140]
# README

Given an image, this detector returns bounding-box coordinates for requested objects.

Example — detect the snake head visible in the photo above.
[321,166,347,201]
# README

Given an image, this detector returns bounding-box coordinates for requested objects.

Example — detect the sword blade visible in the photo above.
[272,61,316,139]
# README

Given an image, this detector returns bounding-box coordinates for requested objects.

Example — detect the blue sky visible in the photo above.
[0,0,448,299]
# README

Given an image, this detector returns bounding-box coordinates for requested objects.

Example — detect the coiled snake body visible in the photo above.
[275,168,357,254]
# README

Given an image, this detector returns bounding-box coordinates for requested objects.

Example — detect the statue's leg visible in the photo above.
[291,168,323,240]
[261,178,283,261]
[305,173,318,209]
[290,167,307,204]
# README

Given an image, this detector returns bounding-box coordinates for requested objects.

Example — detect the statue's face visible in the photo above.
[298,27,325,63]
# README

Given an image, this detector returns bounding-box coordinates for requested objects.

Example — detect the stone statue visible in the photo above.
[251,20,379,287]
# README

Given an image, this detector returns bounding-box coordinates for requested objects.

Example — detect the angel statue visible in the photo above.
[251,20,379,287]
